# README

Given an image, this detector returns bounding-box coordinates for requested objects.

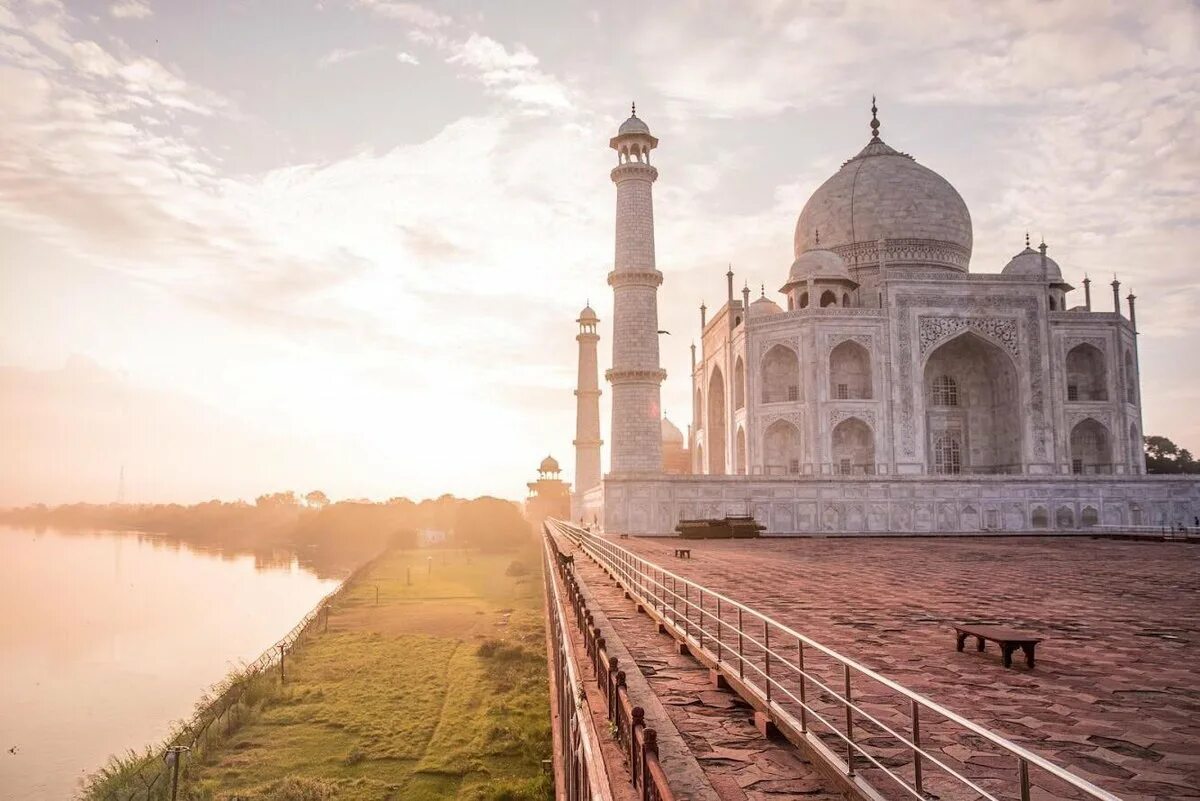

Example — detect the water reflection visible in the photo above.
[0,526,341,801]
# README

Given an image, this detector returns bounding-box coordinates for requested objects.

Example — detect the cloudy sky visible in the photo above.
[1,0,1197,505]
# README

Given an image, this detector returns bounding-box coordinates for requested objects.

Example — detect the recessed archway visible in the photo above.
[735,427,746,475]
[820,289,838,307]
[831,417,875,475]
[1123,350,1137,404]
[923,331,1022,474]
[707,367,726,475]
[830,340,872,400]
[1070,418,1111,474]
[762,344,800,404]
[1066,343,1107,401]
[763,419,802,475]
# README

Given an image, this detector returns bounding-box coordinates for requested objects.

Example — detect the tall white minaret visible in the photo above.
[573,304,603,514]
[606,104,665,475]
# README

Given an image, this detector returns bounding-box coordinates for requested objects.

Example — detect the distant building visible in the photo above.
[575,102,1200,534]
[661,416,691,475]
[418,529,447,546]
[525,455,571,525]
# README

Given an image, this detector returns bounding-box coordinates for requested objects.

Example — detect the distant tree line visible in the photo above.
[0,492,531,577]
[1145,435,1200,475]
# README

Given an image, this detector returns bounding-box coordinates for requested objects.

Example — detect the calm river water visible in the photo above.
[0,526,341,800]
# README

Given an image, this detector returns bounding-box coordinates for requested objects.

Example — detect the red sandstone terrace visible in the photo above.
[606,533,1200,801]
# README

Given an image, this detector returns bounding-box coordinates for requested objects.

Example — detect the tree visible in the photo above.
[255,491,299,508]
[304,490,329,509]
[1144,435,1200,474]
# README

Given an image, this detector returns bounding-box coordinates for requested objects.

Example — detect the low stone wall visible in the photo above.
[601,474,1200,536]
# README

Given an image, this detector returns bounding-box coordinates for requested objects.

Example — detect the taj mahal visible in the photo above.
[570,102,1200,535]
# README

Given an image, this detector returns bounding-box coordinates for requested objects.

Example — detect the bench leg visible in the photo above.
[956,632,967,652]
[1022,643,1036,669]
[1001,644,1016,668]
[976,636,986,652]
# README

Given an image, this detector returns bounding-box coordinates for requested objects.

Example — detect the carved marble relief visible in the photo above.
[897,294,1045,459]
[918,316,1020,359]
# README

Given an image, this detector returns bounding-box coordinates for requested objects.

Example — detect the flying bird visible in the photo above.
[657,330,671,335]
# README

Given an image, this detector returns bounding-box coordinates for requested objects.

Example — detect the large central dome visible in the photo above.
[794,110,973,272]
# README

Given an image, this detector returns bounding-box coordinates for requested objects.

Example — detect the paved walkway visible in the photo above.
[616,535,1200,801]
[562,536,844,801]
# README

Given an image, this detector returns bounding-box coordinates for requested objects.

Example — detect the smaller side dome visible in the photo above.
[1003,243,1063,282]
[577,304,598,322]
[781,247,854,292]
[619,115,650,136]
[750,295,782,317]
[539,455,560,474]
[661,416,684,445]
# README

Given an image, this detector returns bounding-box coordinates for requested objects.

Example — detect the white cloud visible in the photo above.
[396,50,418,65]
[350,0,449,28]
[446,33,572,111]
[109,0,152,19]
[318,46,376,67]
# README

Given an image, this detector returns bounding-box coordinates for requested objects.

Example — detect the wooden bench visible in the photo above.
[673,548,691,559]
[955,624,1042,668]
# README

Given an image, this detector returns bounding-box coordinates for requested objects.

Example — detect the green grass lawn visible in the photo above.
[182,548,550,801]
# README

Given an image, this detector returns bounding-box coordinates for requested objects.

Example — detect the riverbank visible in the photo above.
[164,546,548,800]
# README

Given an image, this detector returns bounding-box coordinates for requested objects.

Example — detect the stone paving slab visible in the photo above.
[616,535,1200,801]
[563,535,846,801]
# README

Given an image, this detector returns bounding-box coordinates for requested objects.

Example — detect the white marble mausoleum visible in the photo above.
[573,103,1200,535]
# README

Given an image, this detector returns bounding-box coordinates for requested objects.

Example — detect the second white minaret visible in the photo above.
[606,106,665,475]
[573,304,602,512]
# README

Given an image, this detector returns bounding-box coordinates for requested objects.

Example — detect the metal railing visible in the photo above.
[548,518,1123,801]
[543,530,615,801]
[543,527,673,801]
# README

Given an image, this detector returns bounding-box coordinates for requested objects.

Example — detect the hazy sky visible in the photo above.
[1,0,1197,505]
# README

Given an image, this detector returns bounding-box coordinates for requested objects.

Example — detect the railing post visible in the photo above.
[844,664,855,775]
[738,608,744,679]
[716,598,723,663]
[698,592,704,651]
[912,698,924,796]
[797,638,808,733]
[1018,757,1031,801]
[686,582,696,637]
[764,621,771,703]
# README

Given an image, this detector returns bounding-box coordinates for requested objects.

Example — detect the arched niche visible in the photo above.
[831,417,875,475]
[1070,418,1111,474]
[1129,422,1142,474]
[830,340,872,400]
[763,419,802,475]
[1123,350,1137,404]
[735,427,746,475]
[707,367,726,475]
[762,344,800,404]
[695,442,705,475]
[733,357,745,410]
[820,289,838,307]
[694,387,703,432]
[1066,343,1107,401]
[923,331,1022,474]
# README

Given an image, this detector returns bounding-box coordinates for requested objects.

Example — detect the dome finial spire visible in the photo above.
[631,100,636,116]
[1025,231,1030,248]
[870,95,880,140]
